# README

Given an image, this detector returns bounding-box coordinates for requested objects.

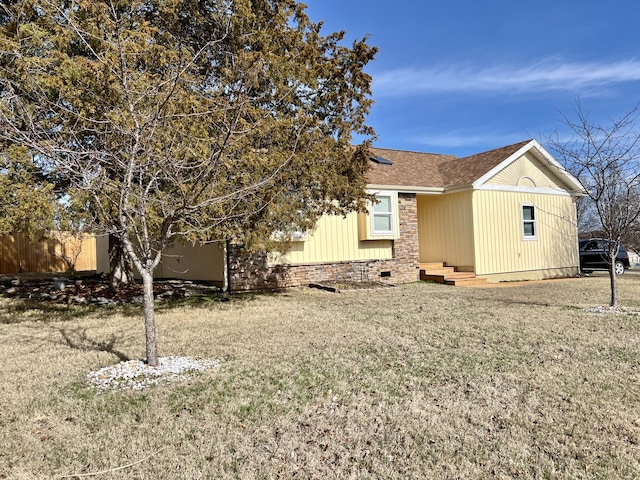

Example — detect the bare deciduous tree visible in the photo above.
[0,0,376,365]
[549,101,640,306]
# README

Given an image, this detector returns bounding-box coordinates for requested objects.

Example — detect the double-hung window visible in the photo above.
[358,191,398,240]
[522,204,537,240]
[372,194,394,235]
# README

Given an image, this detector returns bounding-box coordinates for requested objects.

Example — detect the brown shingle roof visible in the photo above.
[368,140,532,189]
[438,140,532,186]
[368,148,455,188]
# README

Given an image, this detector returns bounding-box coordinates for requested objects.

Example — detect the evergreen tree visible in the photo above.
[0,0,377,365]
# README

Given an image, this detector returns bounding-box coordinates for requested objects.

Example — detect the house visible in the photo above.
[101,139,587,290]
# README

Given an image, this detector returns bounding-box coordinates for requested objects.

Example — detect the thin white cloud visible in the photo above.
[373,59,640,97]
[410,131,525,152]
[408,123,574,151]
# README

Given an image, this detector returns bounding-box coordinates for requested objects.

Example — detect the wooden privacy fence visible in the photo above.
[0,232,97,274]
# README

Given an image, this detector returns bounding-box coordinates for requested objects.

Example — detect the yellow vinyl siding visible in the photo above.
[156,241,226,282]
[96,236,226,282]
[487,152,564,189]
[473,190,578,276]
[274,211,393,265]
[95,235,109,274]
[417,191,475,266]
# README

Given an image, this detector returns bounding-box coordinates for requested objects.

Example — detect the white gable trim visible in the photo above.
[472,139,587,195]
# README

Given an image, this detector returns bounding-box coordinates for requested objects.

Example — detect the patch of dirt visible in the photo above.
[0,273,222,305]
[309,280,395,293]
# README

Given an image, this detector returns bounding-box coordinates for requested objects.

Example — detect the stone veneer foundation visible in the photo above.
[228,193,420,291]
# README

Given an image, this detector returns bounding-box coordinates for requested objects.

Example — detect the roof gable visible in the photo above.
[438,140,531,188]
[367,140,586,195]
[472,139,586,194]
[485,151,564,189]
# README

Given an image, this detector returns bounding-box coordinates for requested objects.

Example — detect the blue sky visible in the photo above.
[304,0,640,157]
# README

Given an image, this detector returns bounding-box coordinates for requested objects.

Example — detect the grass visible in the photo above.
[1,274,640,479]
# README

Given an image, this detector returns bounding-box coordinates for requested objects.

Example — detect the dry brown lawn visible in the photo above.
[1,274,640,479]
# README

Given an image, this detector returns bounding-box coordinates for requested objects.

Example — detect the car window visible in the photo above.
[585,241,599,251]
[605,241,617,251]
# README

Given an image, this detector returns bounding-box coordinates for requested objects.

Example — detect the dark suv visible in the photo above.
[578,239,630,275]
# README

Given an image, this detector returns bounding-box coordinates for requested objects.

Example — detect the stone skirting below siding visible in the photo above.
[228,255,420,292]
[228,193,421,291]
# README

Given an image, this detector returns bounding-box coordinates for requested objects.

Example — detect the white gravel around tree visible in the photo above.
[87,356,221,391]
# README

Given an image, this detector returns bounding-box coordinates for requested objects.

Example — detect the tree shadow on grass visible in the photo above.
[0,299,143,325]
[58,327,131,362]
[153,289,282,310]
[0,290,283,325]
[3,323,133,365]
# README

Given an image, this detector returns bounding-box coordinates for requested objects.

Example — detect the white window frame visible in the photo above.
[521,203,537,240]
[290,227,308,241]
[271,224,308,242]
[371,192,395,236]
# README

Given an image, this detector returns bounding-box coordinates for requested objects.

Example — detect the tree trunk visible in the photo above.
[609,257,618,307]
[141,269,159,366]
[109,234,134,287]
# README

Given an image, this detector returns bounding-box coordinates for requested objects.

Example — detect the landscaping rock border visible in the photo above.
[0,274,222,306]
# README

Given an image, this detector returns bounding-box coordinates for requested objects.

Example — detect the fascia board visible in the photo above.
[472,140,535,189]
[366,184,445,194]
[527,139,588,194]
[442,184,474,194]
